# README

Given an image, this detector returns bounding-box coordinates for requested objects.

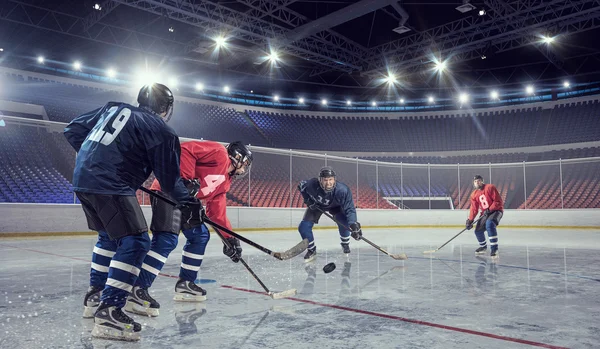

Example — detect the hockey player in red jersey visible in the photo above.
[465,174,504,259]
[125,140,252,317]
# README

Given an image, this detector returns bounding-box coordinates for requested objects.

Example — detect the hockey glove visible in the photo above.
[303,196,318,210]
[183,179,201,198]
[223,237,242,263]
[465,219,474,230]
[178,199,205,230]
[350,222,362,240]
[297,181,307,193]
[483,208,491,216]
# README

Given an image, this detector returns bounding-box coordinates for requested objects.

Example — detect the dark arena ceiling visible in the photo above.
[1,0,600,106]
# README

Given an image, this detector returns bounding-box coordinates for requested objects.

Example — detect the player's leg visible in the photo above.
[89,195,150,341]
[486,211,503,258]
[174,223,210,302]
[298,208,322,262]
[127,196,181,316]
[125,231,178,316]
[76,192,116,319]
[300,264,316,294]
[474,216,488,255]
[333,210,351,255]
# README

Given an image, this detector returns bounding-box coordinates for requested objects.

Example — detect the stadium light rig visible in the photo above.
[267,51,279,63]
[224,85,230,93]
[195,83,204,91]
[273,95,280,102]
[215,36,227,48]
[526,85,535,95]
[541,36,555,44]
[37,56,44,64]
[385,74,397,84]
[434,60,447,73]
[399,98,405,104]
[490,90,499,100]
[563,81,571,88]
[458,93,469,104]
[93,3,102,10]
[321,99,328,106]
[168,77,178,88]
[73,61,82,70]
[106,68,117,78]
[371,101,377,107]
[428,96,435,104]
[346,100,352,106]
[298,97,305,104]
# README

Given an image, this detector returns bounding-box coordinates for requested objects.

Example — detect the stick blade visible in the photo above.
[391,253,408,260]
[273,239,309,260]
[423,250,437,254]
[269,289,297,299]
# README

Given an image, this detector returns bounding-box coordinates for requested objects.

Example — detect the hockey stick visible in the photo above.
[422,216,482,254]
[212,225,297,300]
[139,186,308,260]
[309,201,408,260]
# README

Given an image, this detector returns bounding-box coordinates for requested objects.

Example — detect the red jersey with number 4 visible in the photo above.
[150,140,233,231]
[468,184,504,221]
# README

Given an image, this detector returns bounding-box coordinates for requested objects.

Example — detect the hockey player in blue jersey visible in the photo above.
[297,166,362,262]
[64,83,201,341]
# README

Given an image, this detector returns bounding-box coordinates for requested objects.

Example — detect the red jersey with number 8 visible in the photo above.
[150,140,233,231]
[468,184,504,221]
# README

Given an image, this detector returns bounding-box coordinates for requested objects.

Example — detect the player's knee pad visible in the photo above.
[150,193,182,234]
[182,224,210,245]
[151,232,179,256]
[298,220,314,240]
[121,232,151,253]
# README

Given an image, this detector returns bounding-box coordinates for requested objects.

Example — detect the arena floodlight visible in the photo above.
[526,85,534,95]
[321,99,328,106]
[346,100,352,106]
[298,97,305,104]
[399,98,405,104]
[273,95,280,102]
[371,101,377,107]
[490,90,499,100]
[215,36,227,48]
[563,81,571,88]
[168,77,178,88]
[73,61,82,70]
[428,96,435,103]
[459,93,469,104]
[385,74,397,84]
[268,51,279,63]
[542,36,555,44]
[435,60,447,73]
[224,85,230,93]
[106,68,116,78]
[195,83,204,91]
[37,56,44,64]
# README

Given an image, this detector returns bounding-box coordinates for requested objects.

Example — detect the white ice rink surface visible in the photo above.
[1,228,599,349]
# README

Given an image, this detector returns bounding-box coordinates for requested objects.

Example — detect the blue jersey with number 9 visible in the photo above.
[64,102,190,203]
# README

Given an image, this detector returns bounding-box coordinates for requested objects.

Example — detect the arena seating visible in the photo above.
[1,73,599,208]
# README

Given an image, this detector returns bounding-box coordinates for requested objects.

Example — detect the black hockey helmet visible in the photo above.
[227,141,253,178]
[137,83,174,122]
[318,166,336,192]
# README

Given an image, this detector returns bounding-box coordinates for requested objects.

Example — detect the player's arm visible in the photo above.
[297,179,315,207]
[147,134,191,204]
[468,194,479,221]
[488,185,504,212]
[341,188,362,240]
[205,192,233,236]
[63,107,103,152]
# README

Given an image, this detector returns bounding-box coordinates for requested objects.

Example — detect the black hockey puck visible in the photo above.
[323,262,336,274]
